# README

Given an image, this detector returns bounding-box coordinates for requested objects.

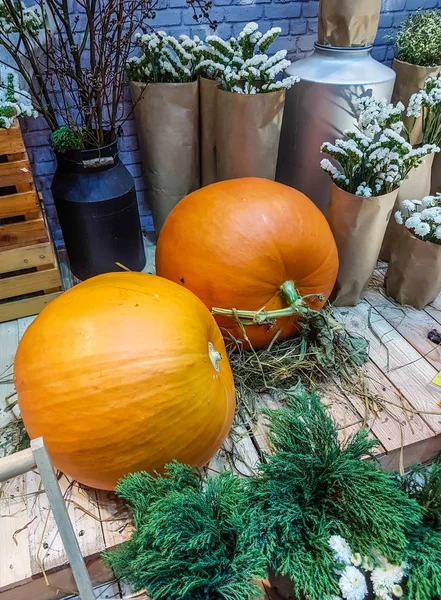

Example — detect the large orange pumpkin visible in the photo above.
[14,273,235,490]
[156,178,339,350]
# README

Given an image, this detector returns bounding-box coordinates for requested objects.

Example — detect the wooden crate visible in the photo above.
[0,122,62,322]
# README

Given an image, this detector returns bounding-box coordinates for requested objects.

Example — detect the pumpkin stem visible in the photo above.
[279,281,300,307]
[208,342,222,372]
[211,285,326,327]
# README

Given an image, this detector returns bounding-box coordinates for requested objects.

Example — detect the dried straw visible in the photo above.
[225,304,369,422]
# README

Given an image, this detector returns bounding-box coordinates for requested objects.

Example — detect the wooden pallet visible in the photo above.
[1,250,441,599]
[0,123,62,322]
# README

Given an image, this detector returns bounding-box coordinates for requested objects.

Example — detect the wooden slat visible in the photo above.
[0,191,40,221]
[334,361,437,471]
[0,124,25,156]
[425,293,441,326]
[335,302,441,434]
[365,289,441,371]
[0,321,33,591]
[95,489,132,553]
[0,269,60,301]
[0,292,61,323]
[0,219,48,250]
[0,242,55,275]
[25,473,106,578]
[0,160,33,189]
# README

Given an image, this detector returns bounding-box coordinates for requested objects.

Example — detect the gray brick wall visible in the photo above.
[19,0,441,244]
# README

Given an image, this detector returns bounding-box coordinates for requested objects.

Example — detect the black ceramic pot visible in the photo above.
[51,138,146,281]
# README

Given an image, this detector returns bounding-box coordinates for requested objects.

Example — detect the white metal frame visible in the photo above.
[0,437,95,600]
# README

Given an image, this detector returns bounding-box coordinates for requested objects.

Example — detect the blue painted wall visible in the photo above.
[21,0,441,243]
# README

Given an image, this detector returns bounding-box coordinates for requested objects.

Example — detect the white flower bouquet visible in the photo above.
[127,31,201,234]
[127,32,202,83]
[407,72,441,147]
[394,194,441,244]
[321,96,439,198]
[386,194,441,308]
[321,97,440,306]
[195,22,299,94]
[0,71,37,129]
[329,535,406,600]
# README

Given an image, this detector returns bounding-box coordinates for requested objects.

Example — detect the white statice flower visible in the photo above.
[407,92,423,118]
[436,226,441,240]
[356,183,373,198]
[0,70,38,128]
[392,585,403,598]
[238,21,259,39]
[338,566,368,600]
[321,92,438,195]
[395,211,404,225]
[328,536,353,565]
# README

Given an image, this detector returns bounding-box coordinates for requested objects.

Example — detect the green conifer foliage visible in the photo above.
[103,463,267,600]
[245,383,423,600]
[396,459,441,599]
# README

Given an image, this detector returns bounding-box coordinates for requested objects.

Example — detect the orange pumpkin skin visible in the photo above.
[156,178,339,350]
[14,273,235,490]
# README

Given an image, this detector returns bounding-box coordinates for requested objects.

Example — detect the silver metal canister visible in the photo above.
[276,44,396,212]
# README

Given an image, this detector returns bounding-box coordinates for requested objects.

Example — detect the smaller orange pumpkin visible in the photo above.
[156,178,339,350]
[14,273,235,490]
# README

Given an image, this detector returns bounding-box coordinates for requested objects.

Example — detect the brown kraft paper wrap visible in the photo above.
[317,0,381,47]
[327,183,398,307]
[380,153,435,262]
[130,80,200,234]
[392,59,441,145]
[432,153,441,195]
[200,77,219,186]
[215,88,285,181]
[386,229,441,309]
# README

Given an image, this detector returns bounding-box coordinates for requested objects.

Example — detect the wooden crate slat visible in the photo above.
[0,268,61,301]
[0,219,48,250]
[0,191,41,221]
[0,124,25,156]
[0,242,56,275]
[0,320,34,591]
[0,292,61,322]
[0,160,33,189]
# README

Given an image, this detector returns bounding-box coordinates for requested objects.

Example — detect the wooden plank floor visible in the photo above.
[1,250,441,599]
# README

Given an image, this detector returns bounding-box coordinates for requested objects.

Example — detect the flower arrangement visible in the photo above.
[0,72,37,129]
[126,32,202,84]
[0,0,42,34]
[194,22,299,94]
[320,96,439,197]
[392,9,441,67]
[104,385,441,600]
[394,194,441,243]
[0,0,214,149]
[246,383,422,600]
[329,535,406,600]
[407,72,441,146]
